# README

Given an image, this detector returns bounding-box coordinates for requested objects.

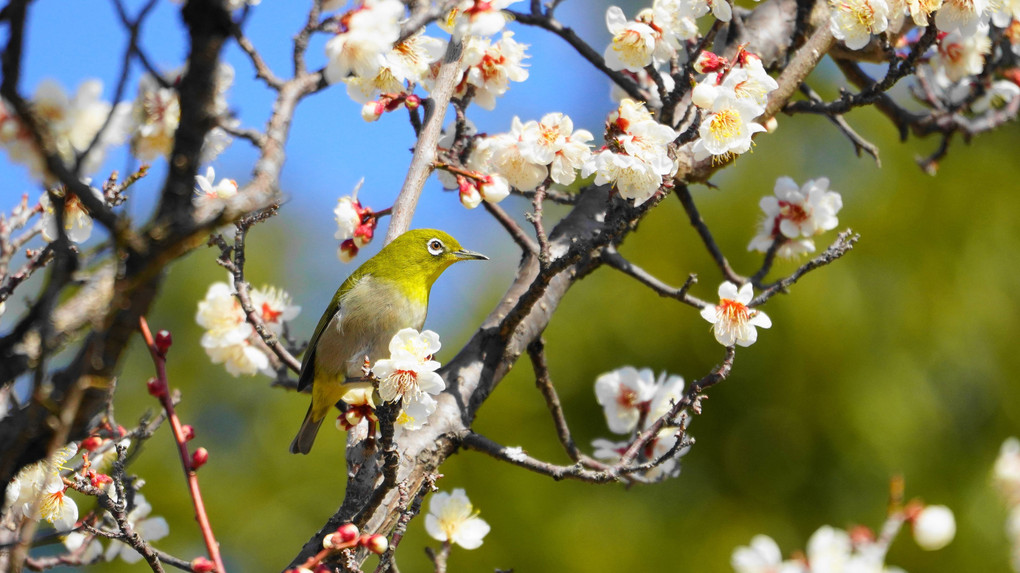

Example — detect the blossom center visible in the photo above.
[779,200,809,223]
[718,298,750,324]
[709,109,741,140]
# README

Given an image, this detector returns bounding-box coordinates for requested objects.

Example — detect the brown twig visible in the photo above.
[751,229,859,305]
[527,339,580,462]
[601,246,705,309]
[481,201,538,253]
[138,317,226,573]
[674,185,746,285]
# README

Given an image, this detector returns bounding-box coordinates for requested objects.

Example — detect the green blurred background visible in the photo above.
[5,0,1020,571]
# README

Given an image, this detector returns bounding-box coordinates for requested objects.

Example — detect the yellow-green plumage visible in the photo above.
[290,229,486,454]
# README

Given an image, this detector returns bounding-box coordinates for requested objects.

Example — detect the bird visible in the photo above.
[290,228,487,454]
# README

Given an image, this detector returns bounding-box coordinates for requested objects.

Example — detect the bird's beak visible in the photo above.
[453,249,488,261]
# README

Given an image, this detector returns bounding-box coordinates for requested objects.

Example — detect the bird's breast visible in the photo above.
[314,276,428,379]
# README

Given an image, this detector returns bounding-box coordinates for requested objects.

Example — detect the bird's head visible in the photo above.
[371,229,488,290]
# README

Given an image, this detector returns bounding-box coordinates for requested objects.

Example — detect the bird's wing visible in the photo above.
[296,274,364,392]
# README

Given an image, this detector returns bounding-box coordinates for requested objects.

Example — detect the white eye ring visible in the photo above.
[427,238,444,256]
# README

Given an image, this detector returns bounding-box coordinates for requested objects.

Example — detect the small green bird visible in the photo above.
[290,228,487,454]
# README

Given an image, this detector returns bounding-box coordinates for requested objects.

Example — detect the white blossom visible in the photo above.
[935,0,989,34]
[603,6,659,72]
[912,505,956,550]
[829,0,891,50]
[582,149,665,205]
[250,284,300,336]
[517,112,593,186]
[691,95,767,160]
[193,167,238,209]
[700,281,772,347]
[40,185,106,244]
[443,0,520,38]
[731,535,804,573]
[4,444,79,531]
[342,31,445,104]
[373,328,445,430]
[595,367,657,434]
[932,24,991,82]
[196,278,272,377]
[748,176,842,256]
[425,489,491,549]
[449,31,529,110]
[324,0,404,84]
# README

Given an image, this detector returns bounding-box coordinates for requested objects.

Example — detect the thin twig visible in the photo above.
[527,339,580,462]
[602,246,705,309]
[751,229,859,306]
[482,201,538,253]
[674,185,746,285]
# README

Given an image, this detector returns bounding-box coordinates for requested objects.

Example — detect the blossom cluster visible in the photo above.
[333,180,379,261]
[195,276,300,377]
[582,99,678,206]
[324,1,527,118]
[424,488,491,550]
[591,367,691,480]
[689,50,778,161]
[732,506,956,573]
[372,328,446,431]
[4,444,81,531]
[748,176,843,258]
[0,80,129,183]
[995,437,1020,571]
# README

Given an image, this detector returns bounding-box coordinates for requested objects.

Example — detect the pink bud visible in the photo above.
[361,533,388,555]
[146,377,167,398]
[339,239,359,263]
[694,51,728,74]
[361,101,384,122]
[191,557,216,572]
[322,533,336,549]
[404,94,421,110]
[181,425,196,442]
[336,523,360,544]
[191,447,209,470]
[80,436,104,452]
[154,330,173,355]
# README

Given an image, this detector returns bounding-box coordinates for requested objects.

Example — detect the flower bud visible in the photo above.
[81,436,104,452]
[361,101,384,122]
[322,533,336,549]
[338,239,359,263]
[336,523,360,544]
[146,377,167,398]
[154,329,173,355]
[360,533,388,554]
[912,505,956,550]
[191,557,216,572]
[404,94,421,110]
[182,425,196,442]
[191,447,209,470]
[694,51,728,74]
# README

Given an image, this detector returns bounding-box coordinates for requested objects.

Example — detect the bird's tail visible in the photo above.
[289,404,324,454]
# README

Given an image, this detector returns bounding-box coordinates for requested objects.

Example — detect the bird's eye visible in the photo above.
[427,238,444,256]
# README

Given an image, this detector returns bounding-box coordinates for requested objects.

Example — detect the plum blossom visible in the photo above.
[912,505,956,550]
[691,95,767,161]
[592,370,691,479]
[373,328,445,430]
[40,185,106,244]
[518,113,594,186]
[829,0,891,50]
[193,167,238,208]
[935,0,989,34]
[131,64,235,163]
[595,367,657,434]
[932,24,992,82]
[603,6,660,72]
[196,277,296,377]
[445,31,529,110]
[701,282,772,347]
[4,444,79,531]
[334,180,378,260]
[443,0,520,38]
[907,0,943,25]
[582,99,677,205]
[425,489,491,549]
[731,535,804,573]
[0,80,129,182]
[342,31,445,104]
[324,0,404,83]
[692,53,778,111]
[748,176,843,257]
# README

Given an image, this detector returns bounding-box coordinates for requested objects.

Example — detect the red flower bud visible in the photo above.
[405,94,421,110]
[81,436,104,452]
[191,557,216,572]
[181,425,196,442]
[146,377,167,398]
[336,523,360,544]
[361,533,388,555]
[191,447,209,470]
[154,330,173,355]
